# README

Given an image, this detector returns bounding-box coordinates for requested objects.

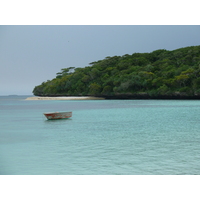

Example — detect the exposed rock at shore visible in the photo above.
[101,93,200,99]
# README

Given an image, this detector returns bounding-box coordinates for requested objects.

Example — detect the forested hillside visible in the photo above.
[33,45,200,99]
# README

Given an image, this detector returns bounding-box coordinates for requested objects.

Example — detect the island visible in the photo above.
[32,45,200,99]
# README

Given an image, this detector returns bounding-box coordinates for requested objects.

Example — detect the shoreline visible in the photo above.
[25,96,105,100]
[25,94,200,100]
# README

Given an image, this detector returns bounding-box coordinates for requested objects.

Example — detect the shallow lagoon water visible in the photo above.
[1,96,200,174]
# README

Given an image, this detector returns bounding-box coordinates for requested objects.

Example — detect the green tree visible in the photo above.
[32,45,200,98]
[89,83,102,95]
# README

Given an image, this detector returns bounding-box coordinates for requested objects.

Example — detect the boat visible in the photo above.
[43,111,72,120]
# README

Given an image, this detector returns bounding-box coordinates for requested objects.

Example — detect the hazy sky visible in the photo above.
[0,25,200,95]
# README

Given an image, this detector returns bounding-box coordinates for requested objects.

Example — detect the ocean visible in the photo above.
[1,95,200,175]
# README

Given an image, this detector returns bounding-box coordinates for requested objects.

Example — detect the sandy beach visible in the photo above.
[25,96,105,100]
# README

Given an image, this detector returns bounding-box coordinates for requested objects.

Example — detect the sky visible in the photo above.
[0,25,200,95]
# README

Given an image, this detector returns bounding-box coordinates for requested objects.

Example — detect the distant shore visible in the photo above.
[25,96,105,100]
[25,94,200,100]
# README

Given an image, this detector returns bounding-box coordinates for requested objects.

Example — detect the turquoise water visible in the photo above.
[1,96,200,175]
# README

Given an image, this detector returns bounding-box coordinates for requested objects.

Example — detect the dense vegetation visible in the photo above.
[33,45,200,99]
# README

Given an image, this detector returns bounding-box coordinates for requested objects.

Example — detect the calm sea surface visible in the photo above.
[1,96,200,175]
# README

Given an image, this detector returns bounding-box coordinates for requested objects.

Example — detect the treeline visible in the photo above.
[33,45,200,99]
